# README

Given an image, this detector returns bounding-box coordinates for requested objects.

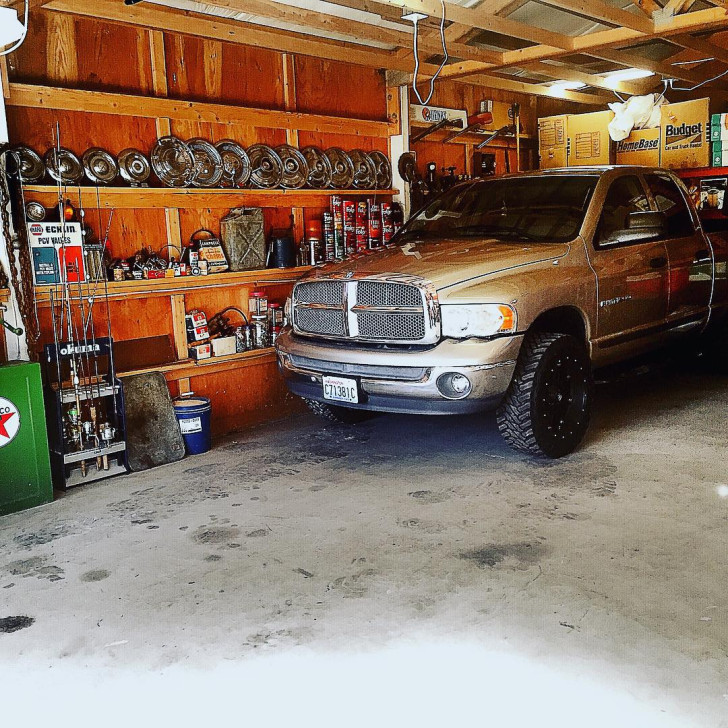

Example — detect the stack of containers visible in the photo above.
[711,114,728,167]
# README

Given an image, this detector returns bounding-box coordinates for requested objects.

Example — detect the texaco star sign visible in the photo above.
[0,397,20,448]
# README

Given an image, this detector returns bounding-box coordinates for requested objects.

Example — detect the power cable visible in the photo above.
[410,0,449,107]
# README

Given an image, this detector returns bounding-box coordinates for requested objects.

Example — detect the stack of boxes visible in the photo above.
[540,98,713,171]
[711,114,728,168]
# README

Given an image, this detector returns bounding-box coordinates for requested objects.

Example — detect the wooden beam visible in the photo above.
[521,61,646,95]
[536,0,654,34]
[368,0,574,50]
[41,0,443,76]
[148,29,168,97]
[482,6,728,78]
[460,72,613,105]
[668,33,728,65]
[7,83,398,137]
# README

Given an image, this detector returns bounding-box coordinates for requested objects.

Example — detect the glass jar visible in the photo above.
[251,314,269,349]
[250,290,268,316]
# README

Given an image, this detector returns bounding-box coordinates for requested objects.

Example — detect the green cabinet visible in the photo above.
[0,362,53,516]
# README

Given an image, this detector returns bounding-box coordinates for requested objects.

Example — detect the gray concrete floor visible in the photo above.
[1,362,727,727]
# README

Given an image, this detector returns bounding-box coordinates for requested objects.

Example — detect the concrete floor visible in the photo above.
[1,361,727,727]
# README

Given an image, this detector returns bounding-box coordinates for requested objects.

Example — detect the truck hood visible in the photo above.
[307,238,571,290]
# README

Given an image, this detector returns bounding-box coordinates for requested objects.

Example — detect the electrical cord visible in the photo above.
[672,68,728,92]
[411,0,448,107]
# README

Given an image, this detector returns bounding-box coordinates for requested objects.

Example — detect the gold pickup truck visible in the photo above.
[276,167,728,458]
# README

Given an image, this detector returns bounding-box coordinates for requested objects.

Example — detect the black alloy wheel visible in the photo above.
[497,332,593,458]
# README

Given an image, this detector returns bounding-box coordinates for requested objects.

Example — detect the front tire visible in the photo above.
[303,398,373,424]
[497,332,593,458]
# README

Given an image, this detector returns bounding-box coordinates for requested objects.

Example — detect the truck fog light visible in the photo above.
[437,372,472,399]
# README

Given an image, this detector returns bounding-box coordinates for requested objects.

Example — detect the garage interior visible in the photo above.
[0,0,727,725]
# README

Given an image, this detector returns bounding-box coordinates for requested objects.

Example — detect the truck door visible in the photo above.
[643,172,712,333]
[588,174,669,354]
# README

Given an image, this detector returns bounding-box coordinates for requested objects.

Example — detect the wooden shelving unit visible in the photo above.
[6,21,402,434]
[23,186,399,210]
[33,267,312,303]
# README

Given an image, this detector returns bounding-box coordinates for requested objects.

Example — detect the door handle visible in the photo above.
[694,249,711,262]
[649,256,667,269]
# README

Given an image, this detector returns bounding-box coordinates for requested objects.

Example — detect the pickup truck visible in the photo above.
[275,166,728,458]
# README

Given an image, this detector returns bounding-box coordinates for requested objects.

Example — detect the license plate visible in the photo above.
[322,375,359,404]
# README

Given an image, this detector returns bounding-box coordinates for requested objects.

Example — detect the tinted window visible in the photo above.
[397,175,598,244]
[596,175,650,247]
[644,173,694,238]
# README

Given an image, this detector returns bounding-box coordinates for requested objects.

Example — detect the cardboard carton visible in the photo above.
[538,115,568,169]
[615,128,660,166]
[567,110,614,166]
[660,98,710,169]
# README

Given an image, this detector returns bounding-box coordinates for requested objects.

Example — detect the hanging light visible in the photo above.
[0,1,28,56]
[548,79,586,97]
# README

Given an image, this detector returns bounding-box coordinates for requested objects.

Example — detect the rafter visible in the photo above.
[361,0,575,50]
[41,0,446,76]
[535,0,654,34]
[441,5,728,81]
[668,33,728,65]
[197,0,504,64]
[520,60,648,95]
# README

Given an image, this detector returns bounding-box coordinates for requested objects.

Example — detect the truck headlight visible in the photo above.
[284,296,292,324]
[441,304,516,338]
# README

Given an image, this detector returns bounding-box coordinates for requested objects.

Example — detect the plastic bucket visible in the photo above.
[173,396,212,455]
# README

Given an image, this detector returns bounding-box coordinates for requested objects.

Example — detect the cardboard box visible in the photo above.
[712,146,728,168]
[660,98,710,169]
[711,114,728,142]
[615,128,660,166]
[567,110,614,166]
[538,115,568,169]
[211,336,236,357]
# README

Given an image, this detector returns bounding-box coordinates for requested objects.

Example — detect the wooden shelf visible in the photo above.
[8,83,398,139]
[22,185,399,210]
[410,121,535,148]
[676,166,728,179]
[33,266,312,304]
[118,347,277,380]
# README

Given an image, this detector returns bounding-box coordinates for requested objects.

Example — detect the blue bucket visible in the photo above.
[173,396,212,455]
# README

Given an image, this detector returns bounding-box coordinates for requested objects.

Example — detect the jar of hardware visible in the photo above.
[251,314,269,348]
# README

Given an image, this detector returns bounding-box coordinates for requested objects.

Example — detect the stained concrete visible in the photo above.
[0,362,727,727]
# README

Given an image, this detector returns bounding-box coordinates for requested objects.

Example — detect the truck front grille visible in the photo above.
[356,311,425,340]
[295,308,347,337]
[292,277,438,344]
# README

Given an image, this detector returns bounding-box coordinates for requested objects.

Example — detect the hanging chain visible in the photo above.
[0,144,41,360]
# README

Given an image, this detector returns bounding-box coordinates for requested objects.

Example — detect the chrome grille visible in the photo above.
[357,312,425,340]
[295,280,344,305]
[292,276,437,344]
[295,308,346,336]
[357,281,421,307]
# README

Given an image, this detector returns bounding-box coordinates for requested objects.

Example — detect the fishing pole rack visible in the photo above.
[43,336,128,489]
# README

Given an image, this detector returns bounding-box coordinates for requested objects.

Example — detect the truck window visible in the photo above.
[644,173,695,238]
[596,175,650,248]
[397,175,598,245]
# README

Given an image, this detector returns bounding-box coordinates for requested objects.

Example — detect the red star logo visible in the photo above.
[0,411,15,439]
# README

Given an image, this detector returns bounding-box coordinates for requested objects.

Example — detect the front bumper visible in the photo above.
[275,329,523,415]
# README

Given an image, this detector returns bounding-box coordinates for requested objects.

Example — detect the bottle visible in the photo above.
[250,290,268,317]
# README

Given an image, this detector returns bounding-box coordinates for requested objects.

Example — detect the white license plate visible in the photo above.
[322,375,359,404]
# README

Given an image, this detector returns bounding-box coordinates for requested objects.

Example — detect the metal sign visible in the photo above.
[0,397,20,448]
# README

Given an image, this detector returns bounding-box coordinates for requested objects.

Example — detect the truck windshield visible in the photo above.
[398,175,599,244]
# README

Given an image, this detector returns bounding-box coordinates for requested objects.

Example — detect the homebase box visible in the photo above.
[538,115,568,169]
[616,128,660,166]
[661,98,710,169]
[27,222,85,285]
[567,110,614,166]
